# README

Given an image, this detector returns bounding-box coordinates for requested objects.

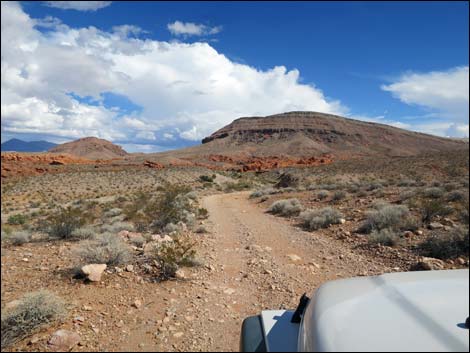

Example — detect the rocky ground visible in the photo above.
[2,191,397,352]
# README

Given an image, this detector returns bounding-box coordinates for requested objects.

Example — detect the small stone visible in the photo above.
[22,258,29,262]
[224,288,235,295]
[48,330,80,352]
[73,316,85,323]
[175,269,186,280]
[173,332,184,339]
[456,257,466,265]
[403,231,414,238]
[428,222,444,230]
[81,264,107,282]
[287,254,301,262]
[339,218,346,224]
[126,265,134,272]
[116,320,124,327]
[83,305,92,311]
[29,336,39,345]
[132,299,142,309]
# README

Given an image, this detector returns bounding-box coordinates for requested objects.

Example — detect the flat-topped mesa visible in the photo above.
[200,111,467,157]
[49,137,128,160]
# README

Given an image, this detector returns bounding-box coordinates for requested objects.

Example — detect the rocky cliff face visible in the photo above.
[49,137,128,159]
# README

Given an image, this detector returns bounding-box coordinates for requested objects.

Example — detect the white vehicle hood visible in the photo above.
[299,270,469,352]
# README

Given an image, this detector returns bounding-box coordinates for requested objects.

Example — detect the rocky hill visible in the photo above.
[48,137,128,160]
[200,111,467,157]
[146,111,467,171]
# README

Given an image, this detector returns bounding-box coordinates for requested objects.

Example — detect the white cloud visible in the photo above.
[1,1,348,149]
[43,1,112,11]
[167,21,222,37]
[382,67,469,137]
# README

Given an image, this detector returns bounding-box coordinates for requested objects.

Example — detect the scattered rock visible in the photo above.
[428,222,444,230]
[456,257,467,266]
[48,330,80,352]
[81,264,107,282]
[132,299,142,309]
[175,269,186,280]
[403,231,414,238]
[287,254,301,262]
[411,257,445,271]
[126,264,134,272]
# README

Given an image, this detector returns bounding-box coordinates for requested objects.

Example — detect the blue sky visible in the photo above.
[1,1,468,152]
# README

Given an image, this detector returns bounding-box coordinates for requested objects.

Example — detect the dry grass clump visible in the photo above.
[8,231,32,246]
[75,233,130,266]
[317,190,329,200]
[267,198,303,217]
[300,207,343,231]
[368,228,401,246]
[45,207,85,240]
[422,187,445,199]
[360,203,414,233]
[100,221,134,234]
[70,226,95,241]
[1,290,67,349]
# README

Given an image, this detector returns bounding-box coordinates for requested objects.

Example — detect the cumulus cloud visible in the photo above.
[1,1,347,150]
[382,67,469,137]
[167,21,222,37]
[43,1,112,11]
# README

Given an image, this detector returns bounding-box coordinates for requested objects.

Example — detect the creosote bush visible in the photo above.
[7,214,27,225]
[45,206,85,240]
[300,207,343,231]
[418,198,454,224]
[267,198,303,217]
[149,234,197,280]
[75,232,130,266]
[1,290,66,349]
[420,227,469,259]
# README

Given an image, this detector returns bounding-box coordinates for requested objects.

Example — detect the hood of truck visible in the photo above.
[299,269,469,352]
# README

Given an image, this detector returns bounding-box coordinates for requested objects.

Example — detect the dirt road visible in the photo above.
[163,191,391,352]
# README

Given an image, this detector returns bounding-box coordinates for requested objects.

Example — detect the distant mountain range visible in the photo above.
[1,138,57,152]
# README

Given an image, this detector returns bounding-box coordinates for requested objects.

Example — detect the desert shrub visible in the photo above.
[446,190,467,202]
[149,234,197,280]
[224,180,253,192]
[400,189,418,201]
[199,175,215,183]
[250,187,278,199]
[443,182,459,192]
[7,214,27,225]
[1,290,66,349]
[360,203,412,233]
[275,173,299,188]
[129,235,145,248]
[70,226,95,241]
[365,182,383,191]
[195,225,208,234]
[9,231,32,246]
[317,190,329,200]
[420,227,469,259]
[267,198,303,217]
[163,223,180,234]
[398,179,417,187]
[101,221,134,233]
[368,228,401,246]
[197,207,209,219]
[45,207,85,240]
[300,207,343,231]
[185,191,198,200]
[332,190,347,202]
[150,185,195,231]
[347,184,360,193]
[104,208,122,218]
[423,187,445,199]
[75,233,130,266]
[419,199,454,224]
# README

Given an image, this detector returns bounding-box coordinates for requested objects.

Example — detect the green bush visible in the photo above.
[300,207,343,230]
[419,199,453,224]
[1,290,66,349]
[332,190,347,202]
[199,175,215,183]
[149,234,197,280]
[7,214,27,225]
[45,207,85,240]
[420,227,469,259]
